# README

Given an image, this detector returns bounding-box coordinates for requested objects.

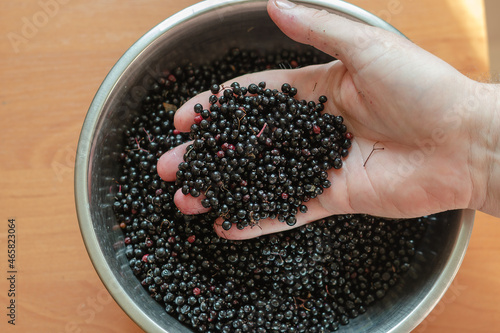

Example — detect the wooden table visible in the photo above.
[0,0,497,332]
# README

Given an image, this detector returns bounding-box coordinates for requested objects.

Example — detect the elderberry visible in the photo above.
[176,83,351,230]
[112,47,434,333]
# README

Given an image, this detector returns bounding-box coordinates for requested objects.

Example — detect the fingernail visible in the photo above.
[274,0,296,10]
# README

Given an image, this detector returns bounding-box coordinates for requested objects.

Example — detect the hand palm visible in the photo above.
[317,57,473,218]
[157,1,475,239]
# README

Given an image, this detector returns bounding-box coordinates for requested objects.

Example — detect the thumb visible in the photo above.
[267,0,404,72]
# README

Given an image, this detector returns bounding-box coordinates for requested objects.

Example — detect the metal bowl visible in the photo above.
[75,0,475,332]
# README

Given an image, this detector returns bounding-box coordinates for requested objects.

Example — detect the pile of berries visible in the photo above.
[176,81,352,230]
[112,48,432,332]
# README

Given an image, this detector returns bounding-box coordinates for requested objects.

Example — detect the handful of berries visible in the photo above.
[176,81,352,230]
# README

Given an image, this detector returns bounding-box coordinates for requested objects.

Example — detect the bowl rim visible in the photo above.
[75,1,474,332]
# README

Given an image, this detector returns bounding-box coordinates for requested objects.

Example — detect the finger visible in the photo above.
[173,189,210,215]
[157,141,191,181]
[174,90,213,132]
[267,0,404,72]
[174,64,338,132]
[219,66,325,100]
[213,197,333,240]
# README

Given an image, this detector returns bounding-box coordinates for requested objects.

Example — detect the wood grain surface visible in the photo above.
[0,0,497,332]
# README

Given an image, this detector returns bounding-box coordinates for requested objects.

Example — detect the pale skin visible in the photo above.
[157,0,500,240]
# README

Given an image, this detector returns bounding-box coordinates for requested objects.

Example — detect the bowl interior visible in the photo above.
[76,1,474,332]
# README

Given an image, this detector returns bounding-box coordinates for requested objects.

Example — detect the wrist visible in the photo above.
[466,80,500,215]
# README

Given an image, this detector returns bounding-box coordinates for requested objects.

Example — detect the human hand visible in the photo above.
[158,0,489,239]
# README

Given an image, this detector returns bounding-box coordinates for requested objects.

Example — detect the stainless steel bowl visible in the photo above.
[75,1,475,332]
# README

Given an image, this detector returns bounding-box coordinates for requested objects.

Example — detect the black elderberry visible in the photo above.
[176,81,352,231]
[113,46,433,333]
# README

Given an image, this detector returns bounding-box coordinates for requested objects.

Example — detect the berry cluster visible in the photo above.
[126,211,428,332]
[176,82,351,230]
[112,48,432,332]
